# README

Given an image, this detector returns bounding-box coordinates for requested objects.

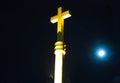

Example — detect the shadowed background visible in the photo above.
[0,0,120,83]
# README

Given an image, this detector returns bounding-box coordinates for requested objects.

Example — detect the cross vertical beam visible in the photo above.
[57,7,63,41]
[50,7,71,83]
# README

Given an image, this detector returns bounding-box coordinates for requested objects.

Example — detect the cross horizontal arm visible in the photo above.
[61,10,71,19]
[50,10,71,24]
[50,15,58,23]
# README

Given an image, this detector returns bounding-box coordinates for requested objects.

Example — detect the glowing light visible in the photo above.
[54,50,64,83]
[93,45,111,61]
[62,14,71,19]
[50,7,71,83]
[50,7,71,24]
[98,50,105,57]
[51,13,71,23]
[51,18,58,23]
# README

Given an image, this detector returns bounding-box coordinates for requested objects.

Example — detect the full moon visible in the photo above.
[98,50,105,57]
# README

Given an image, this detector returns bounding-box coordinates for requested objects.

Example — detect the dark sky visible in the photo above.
[1,0,120,83]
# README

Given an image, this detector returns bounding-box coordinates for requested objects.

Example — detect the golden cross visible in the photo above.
[50,7,71,41]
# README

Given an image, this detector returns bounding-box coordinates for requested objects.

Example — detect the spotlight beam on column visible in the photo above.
[50,7,71,83]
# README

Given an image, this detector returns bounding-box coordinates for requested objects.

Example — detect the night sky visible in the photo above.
[1,0,120,83]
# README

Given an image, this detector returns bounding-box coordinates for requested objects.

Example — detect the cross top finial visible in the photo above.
[50,7,71,23]
[50,7,71,41]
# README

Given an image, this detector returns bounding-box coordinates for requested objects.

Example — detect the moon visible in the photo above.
[97,49,106,57]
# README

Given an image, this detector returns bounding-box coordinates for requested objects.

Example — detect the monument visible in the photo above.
[50,7,71,83]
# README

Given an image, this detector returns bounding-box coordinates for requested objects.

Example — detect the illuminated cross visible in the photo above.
[50,7,71,41]
[50,7,71,83]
